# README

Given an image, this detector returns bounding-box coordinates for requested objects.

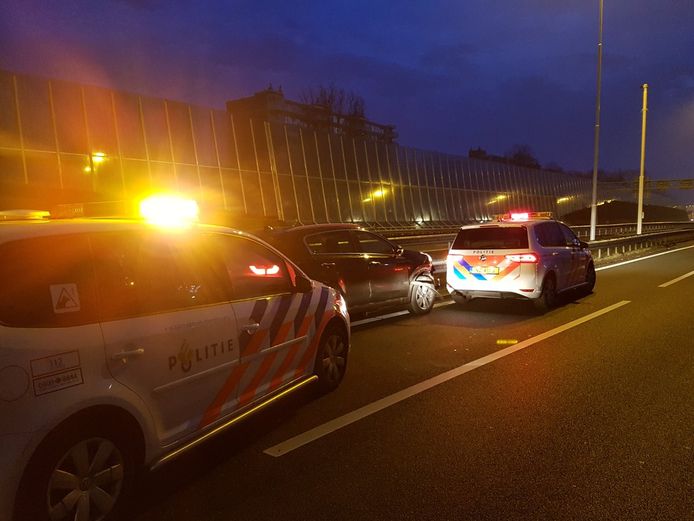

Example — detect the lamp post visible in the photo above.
[589,0,604,241]
[636,83,648,235]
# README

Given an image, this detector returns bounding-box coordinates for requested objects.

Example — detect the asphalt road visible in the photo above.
[130,244,694,521]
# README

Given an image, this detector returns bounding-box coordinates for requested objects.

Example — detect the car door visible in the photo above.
[353,230,410,303]
[303,230,371,309]
[195,234,322,430]
[535,222,573,290]
[94,231,240,446]
[558,222,588,286]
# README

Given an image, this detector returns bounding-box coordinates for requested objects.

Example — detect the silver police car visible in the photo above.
[446,212,595,310]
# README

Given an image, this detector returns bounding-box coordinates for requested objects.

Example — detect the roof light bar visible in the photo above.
[139,195,199,228]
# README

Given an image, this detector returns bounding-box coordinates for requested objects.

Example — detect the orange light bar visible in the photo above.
[509,212,529,221]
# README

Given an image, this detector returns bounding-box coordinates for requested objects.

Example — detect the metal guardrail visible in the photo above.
[570,221,694,239]
[400,225,694,276]
[587,228,694,259]
[426,227,694,293]
[382,221,694,241]
[386,221,694,244]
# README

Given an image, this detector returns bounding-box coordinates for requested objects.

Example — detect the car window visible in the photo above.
[91,232,231,321]
[452,227,529,249]
[213,234,293,300]
[0,235,97,327]
[353,231,395,254]
[535,222,566,247]
[304,230,355,254]
[558,223,579,245]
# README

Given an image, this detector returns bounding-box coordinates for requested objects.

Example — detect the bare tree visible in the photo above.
[505,144,540,169]
[300,84,366,117]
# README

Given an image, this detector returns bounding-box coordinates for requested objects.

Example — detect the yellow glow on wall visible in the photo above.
[487,194,508,205]
[363,187,389,204]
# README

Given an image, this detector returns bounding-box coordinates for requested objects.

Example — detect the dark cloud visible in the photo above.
[110,0,165,9]
[1,0,693,180]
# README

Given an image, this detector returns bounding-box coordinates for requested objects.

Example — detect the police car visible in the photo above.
[446,212,595,309]
[0,197,350,521]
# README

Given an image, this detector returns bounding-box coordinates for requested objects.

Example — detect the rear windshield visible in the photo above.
[452,226,528,250]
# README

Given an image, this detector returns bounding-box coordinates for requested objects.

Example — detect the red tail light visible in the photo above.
[505,253,538,263]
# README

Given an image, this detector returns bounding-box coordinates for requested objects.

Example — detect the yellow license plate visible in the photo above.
[471,266,499,275]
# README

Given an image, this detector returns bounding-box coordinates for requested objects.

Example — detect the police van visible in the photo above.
[0,197,350,521]
[446,212,595,309]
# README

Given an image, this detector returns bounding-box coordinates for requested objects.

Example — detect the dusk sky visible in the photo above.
[2,0,693,182]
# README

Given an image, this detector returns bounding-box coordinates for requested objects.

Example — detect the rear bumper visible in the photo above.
[448,284,541,301]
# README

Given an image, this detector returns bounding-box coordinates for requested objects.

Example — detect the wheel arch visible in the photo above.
[26,404,146,471]
[543,269,557,285]
[324,315,349,343]
[14,405,145,521]
[410,267,434,285]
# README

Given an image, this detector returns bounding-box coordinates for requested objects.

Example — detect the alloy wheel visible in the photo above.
[47,438,124,521]
[414,283,434,311]
[321,333,347,385]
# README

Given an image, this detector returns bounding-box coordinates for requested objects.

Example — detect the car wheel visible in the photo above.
[16,422,134,521]
[313,324,348,393]
[407,281,436,315]
[535,274,557,311]
[584,263,596,293]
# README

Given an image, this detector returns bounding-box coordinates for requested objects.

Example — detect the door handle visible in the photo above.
[111,348,145,362]
[369,261,381,266]
[321,262,336,268]
[551,251,559,256]
[241,322,260,333]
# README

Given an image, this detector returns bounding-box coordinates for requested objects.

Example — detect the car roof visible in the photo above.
[268,223,362,236]
[0,218,256,244]
[458,219,559,230]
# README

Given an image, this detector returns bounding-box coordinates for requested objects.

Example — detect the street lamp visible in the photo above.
[589,0,604,241]
[636,83,648,234]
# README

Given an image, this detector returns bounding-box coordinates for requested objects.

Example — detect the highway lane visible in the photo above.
[130,243,694,521]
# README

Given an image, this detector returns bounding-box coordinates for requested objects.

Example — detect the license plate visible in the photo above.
[471,266,499,275]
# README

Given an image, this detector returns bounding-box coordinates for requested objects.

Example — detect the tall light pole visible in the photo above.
[636,83,648,235]
[589,0,604,241]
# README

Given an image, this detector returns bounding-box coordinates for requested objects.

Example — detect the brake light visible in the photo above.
[505,253,538,263]
[249,265,280,276]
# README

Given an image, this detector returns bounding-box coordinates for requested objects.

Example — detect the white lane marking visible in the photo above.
[264,300,631,457]
[595,244,694,271]
[351,301,453,327]
[658,269,694,288]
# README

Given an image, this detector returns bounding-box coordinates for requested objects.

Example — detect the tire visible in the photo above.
[313,323,349,393]
[450,292,469,306]
[15,421,135,521]
[534,274,557,311]
[407,281,436,315]
[584,263,596,293]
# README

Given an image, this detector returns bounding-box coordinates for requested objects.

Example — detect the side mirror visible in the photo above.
[579,240,589,249]
[394,246,404,257]
[293,275,313,293]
